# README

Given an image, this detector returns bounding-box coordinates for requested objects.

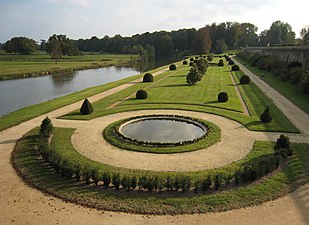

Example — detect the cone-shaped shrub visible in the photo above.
[136,90,148,99]
[169,64,176,70]
[143,73,153,82]
[218,60,224,66]
[40,117,53,139]
[80,98,93,115]
[183,60,188,65]
[218,92,229,102]
[240,75,250,84]
[232,65,240,71]
[260,106,272,123]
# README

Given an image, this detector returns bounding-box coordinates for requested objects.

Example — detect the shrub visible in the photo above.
[169,64,176,70]
[102,172,111,188]
[143,73,153,82]
[214,174,222,190]
[80,98,93,115]
[298,74,309,94]
[207,54,213,62]
[40,117,53,139]
[190,57,194,61]
[240,75,250,84]
[136,90,148,99]
[201,176,212,191]
[112,173,121,189]
[218,92,229,102]
[228,60,235,65]
[218,60,224,67]
[186,64,202,85]
[288,61,302,68]
[231,65,240,71]
[275,135,293,158]
[189,62,194,66]
[260,106,272,123]
[183,60,188,65]
[121,175,131,190]
[180,176,191,192]
[196,58,208,75]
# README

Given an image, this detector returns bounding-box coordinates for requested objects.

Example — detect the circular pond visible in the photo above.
[119,116,207,144]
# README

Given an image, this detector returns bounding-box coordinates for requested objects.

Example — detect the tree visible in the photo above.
[195,58,208,75]
[260,106,272,123]
[4,37,37,54]
[192,27,211,54]
[39,117,53,139]
[214,39,227,53]
[80,98,93,115]
[300,25,309,45]
[46,34,80,63]
[186,64,202,85]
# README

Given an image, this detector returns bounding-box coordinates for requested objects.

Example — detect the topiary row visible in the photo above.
[37,119,290,194]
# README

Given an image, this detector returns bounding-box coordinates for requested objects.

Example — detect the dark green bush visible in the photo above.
[103,172,111,188]
[218,92,229,102]
[207,54,213,62]
[80,98,93,115]
[136,90,148,99]
[40,117,53,139]
[180,176,191,192]
[112,173,121,189]
[240,75,250,84]
[260,106,272,123]
[231,65,240,71]
[189,62,194,66]
[214,174,222,190]
[275,135,292,158]
[183,60,188,65]
[288,61,302,68]
[190,57,194,61]
[186,64,202,85]
[121,175,131,190]
[218,60,224,67]
[143,73,153,82]
[201,176,212,191]
[228,60,235,65]
[169,64,176,70]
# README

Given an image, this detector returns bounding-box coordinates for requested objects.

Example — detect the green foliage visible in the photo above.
[240,75,250,84]
[275,135,292,158]
[186,64,202,85]
[189,62,194,66]
[112,173,121,189]
[218,92,229,102]
[228,60,235,65]
[207,54,214,61]
[195,58,208,75]
[214,174,222,190]
[201,176,212,191]
[39,117,53,139]
[80,98,93,115]
[169,64,177,70]
[232,65,240,71]
[4,37,37,54]
[136,90,148,99]
[218,60,224,67]
[183,60,188,65]
[260,106,272,123]
[103,172,111,188]
[143,73,153,82]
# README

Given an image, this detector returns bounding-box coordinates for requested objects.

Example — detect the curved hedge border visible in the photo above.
[103,114,221,153]
[13,128,309,214]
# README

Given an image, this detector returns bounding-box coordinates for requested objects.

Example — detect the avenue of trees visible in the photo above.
[1,21,308,59]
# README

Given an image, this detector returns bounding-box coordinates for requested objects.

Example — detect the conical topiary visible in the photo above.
[39,117,53,139]
[260,106,272,123]
[80,98,93,115]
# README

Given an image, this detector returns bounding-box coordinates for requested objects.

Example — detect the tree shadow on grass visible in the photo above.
[245,121,262,127]
[159,83,189,88]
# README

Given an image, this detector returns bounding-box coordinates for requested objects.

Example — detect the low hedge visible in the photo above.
[35,126,289,194]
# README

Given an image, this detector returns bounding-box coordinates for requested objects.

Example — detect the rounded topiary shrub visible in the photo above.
[260,106,272,123]
[232,65,240,71]
[218,92,229,102]
[240,75,250,84]
[143,73,153,82]
[80,98,93,115]
[218,60,224,67]
[183,60,188,65]
[190,57,194,61]
[169,64,176,70]
[136,90,148,99]
[228,60,235,65]
[189,62,194,66]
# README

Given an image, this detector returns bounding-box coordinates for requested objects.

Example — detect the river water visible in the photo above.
[0,62,168,116]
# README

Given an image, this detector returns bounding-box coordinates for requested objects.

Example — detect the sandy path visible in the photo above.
[233,57,309,135]
[0,65,309,224]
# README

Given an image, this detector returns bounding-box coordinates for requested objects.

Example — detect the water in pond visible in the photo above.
[120,117,207,143]
[0,61,171,116]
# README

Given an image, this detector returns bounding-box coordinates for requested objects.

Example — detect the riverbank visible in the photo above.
[0,53,137,80]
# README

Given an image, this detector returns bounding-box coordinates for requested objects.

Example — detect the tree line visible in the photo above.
[1,21,308,60]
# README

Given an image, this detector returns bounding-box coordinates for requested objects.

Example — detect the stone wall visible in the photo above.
[243,47,309,69]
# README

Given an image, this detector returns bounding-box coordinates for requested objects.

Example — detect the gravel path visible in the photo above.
[0,64,308,224]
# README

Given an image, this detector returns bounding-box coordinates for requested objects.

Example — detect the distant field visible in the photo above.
[0,53,138,78]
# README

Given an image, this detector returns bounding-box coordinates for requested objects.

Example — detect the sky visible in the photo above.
[0,0,308,43]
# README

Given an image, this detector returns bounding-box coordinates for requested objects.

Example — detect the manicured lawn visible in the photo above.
[62,61,298,133]
[236,57,309,114]
[13,127,309,214]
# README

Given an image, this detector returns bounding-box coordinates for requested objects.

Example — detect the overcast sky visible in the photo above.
[0,0,308,43]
